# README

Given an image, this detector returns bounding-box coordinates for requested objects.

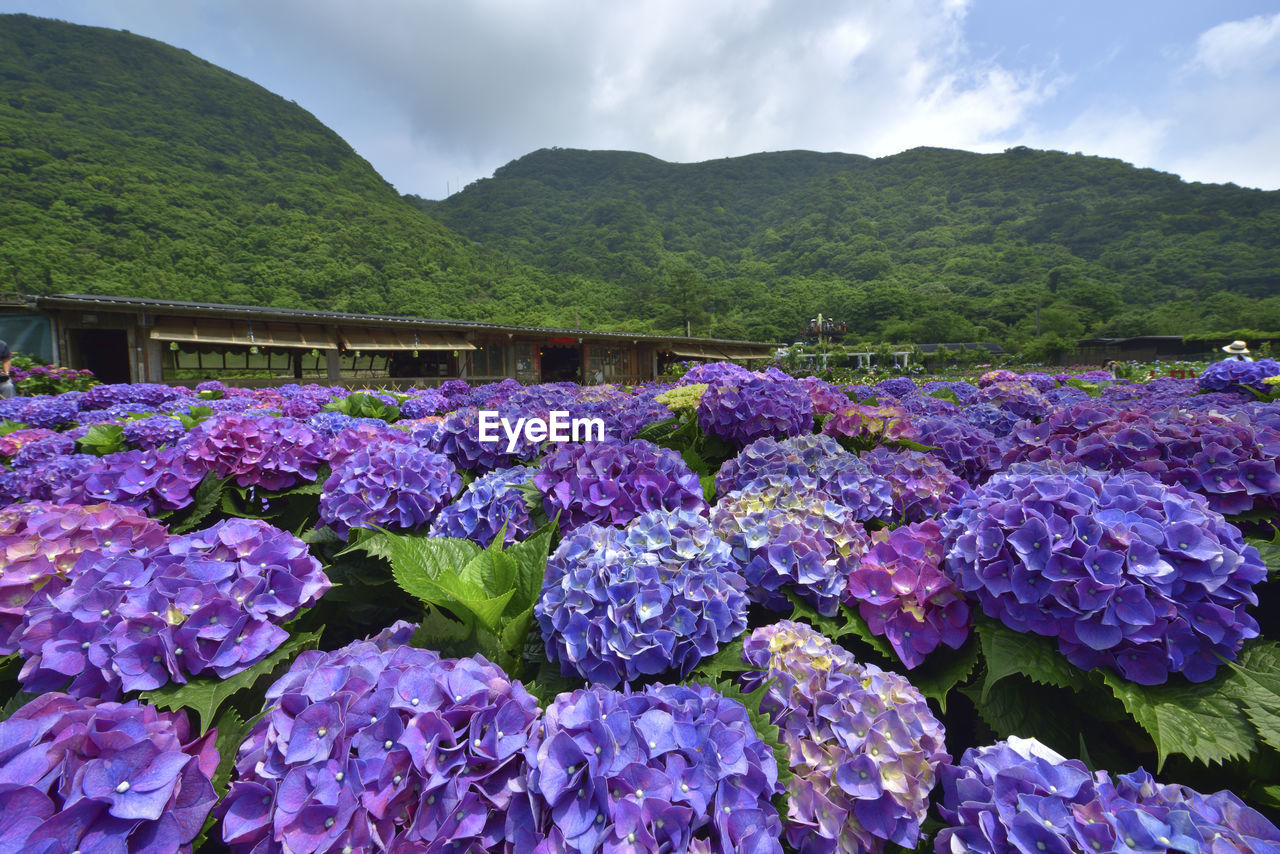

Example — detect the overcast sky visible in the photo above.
[4,1,1280,196]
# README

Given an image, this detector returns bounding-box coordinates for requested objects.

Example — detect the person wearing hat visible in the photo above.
[1222,340,1254,362]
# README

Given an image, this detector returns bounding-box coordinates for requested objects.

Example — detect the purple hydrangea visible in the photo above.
[0,693,219,853]
[1198,358,1280,394]
[921,380,979,405]
[325,421,419,468]
[942,463,1265,684]
[845,520,971,668]
[697,371,815,448]
[522,682,783,853]
[75,401,155,424]
[937,736,1280,854]
[429,406,543,474]
[801,375,852,416]
[16,518,329,698]
[78,382,190,411]
[429,464,534,547]
[6,452,99,502]
[977,369,1020,387]
[859,446,967,523]
[960,402,1021,437]
[0,500,168,654]
[305,410,361,438]
[220,643,540,853]
[18,395,80,429]
[741,621,950,854]
[0,427,59,458]
[534,438,706,533]
[398,388,449,419]
[678,359,755,386]
[319,443,461,537]
[973,380,1052,422]
[537,508,748,686]
[9,432,78,468]
[57,446,208,515]
[712,476,871,616]
[183,413,327,491]
[872,376,919,399]
[123,414,187,450]
[912,414,1004,486]
[1020,371,1058,392]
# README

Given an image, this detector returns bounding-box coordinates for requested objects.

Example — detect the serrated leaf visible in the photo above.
[347,533,481,589]
[409,606,475,653]
[699,474,717,504]
[1224,641,1280,752]
[209,708,253,796]
[142,629,321,733]
[0,691,41,721]
[634,416,680,444]
[77,423,125,456]
[681,446,710,476]
[977,619,1089,701]
[786,592,895,661]
[893,438,940,453]
[1099,669,1255,770]
[689,638,748,683]
[506,521,554,612]
[460,532,519,598]
[908,638,980,713]
[962,676,1083,755]
[168,473,227,534]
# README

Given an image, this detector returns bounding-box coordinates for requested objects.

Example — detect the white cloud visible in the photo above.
[1191,12,1280,78]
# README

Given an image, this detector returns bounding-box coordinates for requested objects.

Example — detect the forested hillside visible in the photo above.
[419,147,1280,345]
[0,15,633,329]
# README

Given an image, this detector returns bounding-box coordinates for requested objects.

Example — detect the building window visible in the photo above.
[472,343,508,377]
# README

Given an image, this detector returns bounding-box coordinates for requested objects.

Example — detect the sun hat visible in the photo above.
[1223,340,1250,354]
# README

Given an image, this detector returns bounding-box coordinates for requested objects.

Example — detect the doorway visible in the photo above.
[70,329,131,384]
[540,345,581,382]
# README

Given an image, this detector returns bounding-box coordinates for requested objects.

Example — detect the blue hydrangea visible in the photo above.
[429,465,534,547]
[320,444,461,537]
[697,371,814,448]
[536,508,748,686]
[1198,358,1280,394]
[122,414,187,450]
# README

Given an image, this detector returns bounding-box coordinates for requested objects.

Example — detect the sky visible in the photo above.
[3,1,1280,197]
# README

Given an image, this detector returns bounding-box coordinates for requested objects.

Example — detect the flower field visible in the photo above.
[1,363,1279,852]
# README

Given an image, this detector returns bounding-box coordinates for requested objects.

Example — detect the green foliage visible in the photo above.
[0,420,28,436]
[141,628,322,733]
[1246,535,1280,579]
[327,391,401,422]
[1224,642,1280,753]
[345,523,554,676]
[75,423,125,455]
[175,405,215,430]
[976,619,1089,700]
[163,473,227,534]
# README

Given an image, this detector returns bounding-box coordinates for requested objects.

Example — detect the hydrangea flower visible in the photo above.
[534,438,706,533]
[655,382,708,414]
[973,380,1051,422]
[977,369,1020,387]
[79,382,190,411]
[9,432,78,468]
[183,413,327,491]
[123,414,187,450]
[678,360,755,386]
[18,395,80,429]
[398,388,449,419]
[960,402,1021,438]
[697,371,814,447]
[0,501,168,654]
[0,693,219,853]
[801,375,852,416]
[0,427,59,458]
[221,643,540,853]
[845,520,970,668]
[429,465,534,547]
[911,414,1003,486]
[920,380,979,405]
[741,621,949,854]
[56,446,208,516]
[872,377,919,399]
[859,447,966,523]
[937,736,1280,854]
[326,421,419,468]
[712,476,871,616]
[537,508,748,686]
[823,404,921,447]
[1198,358,1280,394]
[429,406,543,473]
[16,518,329,698]
[942,463,1265,683]
[521,682,783,853]
[6,452,99,503]
[319,443,460,537]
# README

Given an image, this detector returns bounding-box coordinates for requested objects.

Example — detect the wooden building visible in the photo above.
[18,295,777,386]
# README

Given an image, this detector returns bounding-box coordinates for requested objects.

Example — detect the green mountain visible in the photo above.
[0,14,634,328]
[419,146,1280,345]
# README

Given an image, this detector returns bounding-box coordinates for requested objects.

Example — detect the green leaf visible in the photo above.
[209,708,253,796]
[1099,669,1255,770]
[142,629,321,733]
[928,388,960,404]
[409,606,475,653]
[176,405,215,430]
[908,638,980,713]
[0,691,42,721]
[344,531,481,582]
[977,620,1089,702]
[168,473,227,534]
[76,423,125,456]
[688,637,747,683]
[786,592,895,661]
[635,416,680,444]
[506,521,554,613]
[699,473,717,504]
[1224,641,1280,752]
[680,445,710,476]
[0,420,29,436]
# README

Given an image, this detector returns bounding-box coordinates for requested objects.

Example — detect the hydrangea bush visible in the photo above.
[319,443,460,537]
[429,464,535,546]
[697,371,814,447]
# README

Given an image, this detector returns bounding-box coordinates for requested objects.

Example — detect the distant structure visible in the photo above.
[802,313,847,343]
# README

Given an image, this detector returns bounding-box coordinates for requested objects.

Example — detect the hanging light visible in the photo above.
[168,341,179,351]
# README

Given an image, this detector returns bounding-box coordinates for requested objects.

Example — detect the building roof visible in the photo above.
[33,294,780,350]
